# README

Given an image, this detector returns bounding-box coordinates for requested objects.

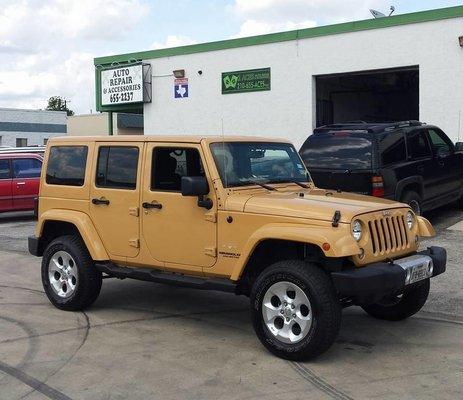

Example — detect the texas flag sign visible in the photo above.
[174,78,189,98]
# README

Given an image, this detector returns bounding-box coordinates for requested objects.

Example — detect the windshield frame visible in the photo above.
[210,141,312,189]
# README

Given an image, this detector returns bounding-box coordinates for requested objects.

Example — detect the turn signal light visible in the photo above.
[371,175,385,197]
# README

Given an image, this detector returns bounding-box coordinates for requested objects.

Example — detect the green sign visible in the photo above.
[222,68,271,94]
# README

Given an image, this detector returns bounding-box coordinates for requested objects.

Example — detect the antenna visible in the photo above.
[221,118,228,188]
[370,9,386,18]
[389,6,395,16]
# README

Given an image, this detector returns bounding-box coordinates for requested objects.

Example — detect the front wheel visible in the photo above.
[361,279,430,321]
[250,260,341,361]
[41,235,102,311]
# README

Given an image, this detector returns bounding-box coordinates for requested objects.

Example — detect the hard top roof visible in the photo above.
[47,135,292,144]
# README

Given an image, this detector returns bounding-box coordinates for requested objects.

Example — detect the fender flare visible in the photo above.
[36,209,108,260]
[230,223,359,281]
[395,176,424,200]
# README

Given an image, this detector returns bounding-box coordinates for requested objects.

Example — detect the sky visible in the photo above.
[0,0,461,114]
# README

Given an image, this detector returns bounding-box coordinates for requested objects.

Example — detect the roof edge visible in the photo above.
[94,5,463,65]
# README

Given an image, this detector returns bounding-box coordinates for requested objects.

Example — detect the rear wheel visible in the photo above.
[42,235,102,311]
[361,279,430,321]
[250,260,341,360]
[401,191,422,215]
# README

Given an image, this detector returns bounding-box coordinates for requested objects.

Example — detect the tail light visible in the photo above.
[371,175,385,197]
[33,197,39,219]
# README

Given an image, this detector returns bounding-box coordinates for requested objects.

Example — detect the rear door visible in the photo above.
[299,132,374,194]
[0,158,12,212]
[11,157,42,210]
[89,142,143,259]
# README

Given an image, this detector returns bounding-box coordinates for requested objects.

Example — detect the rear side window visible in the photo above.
[379,131,406,166]
[300,133,373,170]
[96,146,139,190]
[406,130,431,160]
[12,158,42,178]
[0,159,10,179]
[46,146,88,186]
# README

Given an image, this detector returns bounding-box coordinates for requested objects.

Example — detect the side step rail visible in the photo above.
[95,262,237,294]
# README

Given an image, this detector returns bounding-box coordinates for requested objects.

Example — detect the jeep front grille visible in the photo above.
[368,216,409,255]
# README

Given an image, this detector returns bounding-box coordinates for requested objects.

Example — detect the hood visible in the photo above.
[226,188,405,223]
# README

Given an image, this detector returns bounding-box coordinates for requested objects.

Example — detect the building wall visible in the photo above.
[68,113,108,136]
[143,17,463,148]
[0,108,67,147]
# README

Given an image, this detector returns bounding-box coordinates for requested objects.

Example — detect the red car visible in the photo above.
[0,153,43,213]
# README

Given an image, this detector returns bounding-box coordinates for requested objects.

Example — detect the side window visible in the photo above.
[96,146,139,190]
[406,130,431,160]
[151,147,204,191]
[46,146,88,186]
[12,158,42,178]
[379,131,406,166]
[0,159,10,179]
[427,129,452,155]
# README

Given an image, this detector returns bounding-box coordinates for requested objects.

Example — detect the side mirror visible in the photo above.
[181,176,209,196]
[455,142,463,152]
[181,176,213,209]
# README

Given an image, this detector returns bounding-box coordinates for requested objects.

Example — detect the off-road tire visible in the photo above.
[42,235,102,311]
[361,279,430,321]
[250,260,341,361]
[401,191,422,215]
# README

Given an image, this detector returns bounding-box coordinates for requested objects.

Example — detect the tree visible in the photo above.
[46,96,74,116]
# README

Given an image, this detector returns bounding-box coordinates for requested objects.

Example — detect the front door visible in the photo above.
[0,159,12,212]
[89,142,143,259]
[11,157,41,210]
[141,143,217,269]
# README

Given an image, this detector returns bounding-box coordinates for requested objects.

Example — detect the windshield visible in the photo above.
[210,142,310,188]
[300,132,373,170]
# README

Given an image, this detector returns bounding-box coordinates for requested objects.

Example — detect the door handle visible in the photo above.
[16,182,26,186]
[92,198,110,205]
[416,166,424,172]
[142,201,162,209]
[438,161,445,167]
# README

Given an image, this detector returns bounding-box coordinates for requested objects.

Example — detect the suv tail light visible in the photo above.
[33,197,39,220]
[371,175,385,197]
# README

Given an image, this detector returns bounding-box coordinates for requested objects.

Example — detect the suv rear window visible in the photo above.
[96,146,139,190]
[300,132,373,170]
[46,146,88,186]
[379,131,406,166]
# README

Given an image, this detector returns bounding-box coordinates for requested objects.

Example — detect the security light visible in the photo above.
[173,69,186,78]
[459,36,463,47]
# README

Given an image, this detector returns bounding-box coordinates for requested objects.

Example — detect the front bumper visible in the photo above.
[331,246,446,304]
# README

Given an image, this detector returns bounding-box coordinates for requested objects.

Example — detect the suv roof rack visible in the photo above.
[314,120,424,134]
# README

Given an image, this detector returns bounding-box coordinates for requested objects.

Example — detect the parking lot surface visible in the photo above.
[0,207,462,400]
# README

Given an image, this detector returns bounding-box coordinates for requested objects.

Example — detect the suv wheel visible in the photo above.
[42,235,102,311]
[250,260,341,360]
[361,279,429,321]
[401,191,422,215]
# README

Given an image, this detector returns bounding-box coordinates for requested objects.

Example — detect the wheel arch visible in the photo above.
[396,176,424,200]
[36,210,108,260]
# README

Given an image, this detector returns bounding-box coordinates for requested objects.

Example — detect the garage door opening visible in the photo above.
[315,66,419,127]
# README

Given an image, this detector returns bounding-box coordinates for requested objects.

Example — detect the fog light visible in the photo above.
[358,248,365,259]
[405,269,411,285]
[428,262,434,276]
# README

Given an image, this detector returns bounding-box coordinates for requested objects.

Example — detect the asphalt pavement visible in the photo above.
[0,207,462,400]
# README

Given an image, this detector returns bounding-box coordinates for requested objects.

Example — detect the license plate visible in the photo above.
[409,263,430,284]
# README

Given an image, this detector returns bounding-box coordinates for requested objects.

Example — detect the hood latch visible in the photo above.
[332,210,341,227]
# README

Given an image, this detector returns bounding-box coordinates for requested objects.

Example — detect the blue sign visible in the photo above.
[174,78,189,98]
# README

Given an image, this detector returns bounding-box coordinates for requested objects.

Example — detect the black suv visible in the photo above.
[299,121,463,214]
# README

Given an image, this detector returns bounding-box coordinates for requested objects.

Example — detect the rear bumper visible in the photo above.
[331,246,446,304]
[28,235,40,256]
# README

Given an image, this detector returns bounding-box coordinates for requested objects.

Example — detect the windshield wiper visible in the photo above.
[293,181,310,189]
[249,180,277,191]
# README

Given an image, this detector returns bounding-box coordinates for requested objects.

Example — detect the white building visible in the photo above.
[94,6,463,148]
[0,108,67,147]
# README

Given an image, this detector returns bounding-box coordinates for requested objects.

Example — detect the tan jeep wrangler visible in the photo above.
[29,135,446,360]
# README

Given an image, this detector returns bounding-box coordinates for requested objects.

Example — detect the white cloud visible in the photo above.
[151,35,198,50]
[231,0,391,37]
[0,0,150,113]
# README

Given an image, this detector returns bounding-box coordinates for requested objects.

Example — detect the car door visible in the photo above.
[141,143,217,271]
[405,129,435,201]
[426,128,460,196]
[89,142,143,259]
[11,157,42,210]
[0,158,13,212]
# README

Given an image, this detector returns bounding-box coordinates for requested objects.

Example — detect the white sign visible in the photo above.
[101,65,143,106]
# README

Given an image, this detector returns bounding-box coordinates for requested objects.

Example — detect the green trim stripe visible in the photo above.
[94,6,463,66]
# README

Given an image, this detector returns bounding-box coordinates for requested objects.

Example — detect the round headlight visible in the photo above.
[352,219,362,242]
[406,211,414,230]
